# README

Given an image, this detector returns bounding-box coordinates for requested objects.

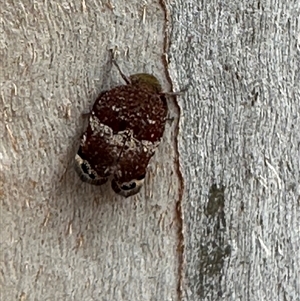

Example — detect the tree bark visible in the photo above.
[1,0,299,300]
[168,0,300,300]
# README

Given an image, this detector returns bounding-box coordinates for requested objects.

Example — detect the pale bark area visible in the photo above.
[1,1,181,300]
[168,0,300,300]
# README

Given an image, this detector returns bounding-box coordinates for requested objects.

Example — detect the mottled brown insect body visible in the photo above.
[75,66,168,197]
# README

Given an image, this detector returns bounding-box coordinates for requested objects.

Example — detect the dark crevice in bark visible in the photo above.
[159,1,185,300]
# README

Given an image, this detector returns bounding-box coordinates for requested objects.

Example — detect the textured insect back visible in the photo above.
[75,60,168,197]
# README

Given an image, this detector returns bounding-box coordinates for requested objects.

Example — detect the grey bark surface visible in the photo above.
[1,1,299,301]
[1,1,181,300]
[168,0,300,300]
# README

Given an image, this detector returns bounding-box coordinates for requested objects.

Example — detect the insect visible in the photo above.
[75,59,172,197]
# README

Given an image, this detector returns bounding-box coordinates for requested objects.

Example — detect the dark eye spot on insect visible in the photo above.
[111,177,145,198]
[121,182,136,190]
[75,153,108,186]
[81,162,90,175]
[87,170,96,180]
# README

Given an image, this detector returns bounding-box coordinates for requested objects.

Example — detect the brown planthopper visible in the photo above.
[75,56,183,197]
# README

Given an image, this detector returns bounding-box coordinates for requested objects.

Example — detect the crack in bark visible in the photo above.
[159,1,185,300]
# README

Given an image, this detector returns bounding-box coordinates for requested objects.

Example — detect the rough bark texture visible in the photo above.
[1,1,181,300]
[1,0,299,301]
[168,0,300,300]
